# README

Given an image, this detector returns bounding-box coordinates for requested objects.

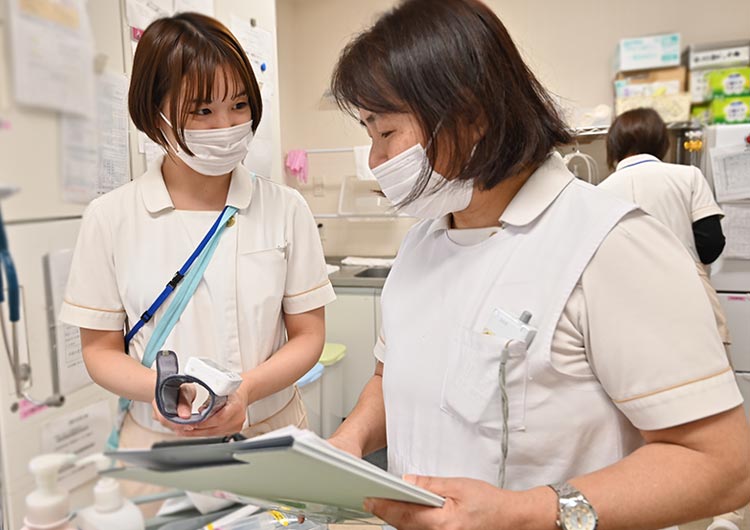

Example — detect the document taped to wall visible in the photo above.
[711,145,750,202]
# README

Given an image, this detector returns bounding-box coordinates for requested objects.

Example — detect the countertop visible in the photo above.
[326,257,392,289]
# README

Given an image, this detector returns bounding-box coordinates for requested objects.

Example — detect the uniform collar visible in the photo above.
[141,154,254,214]
[615,154,660,172]
[427,152,574,234]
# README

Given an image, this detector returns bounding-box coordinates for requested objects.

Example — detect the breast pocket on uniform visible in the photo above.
[440,328,528,434]
[239,242,289,307]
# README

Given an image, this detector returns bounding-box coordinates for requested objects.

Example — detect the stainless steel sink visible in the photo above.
[354,267,391,278]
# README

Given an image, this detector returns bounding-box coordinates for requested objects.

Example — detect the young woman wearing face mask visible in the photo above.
[60,13,334,459]
[326,1,750,530]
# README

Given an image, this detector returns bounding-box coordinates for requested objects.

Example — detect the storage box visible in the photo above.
[615,93,691,123]
[616,33,681,72]
[689,70,712,103]
[691,104,712,124]
[711,96,750,124]
[614,66,686,98]
[707,67,750,98]
[684,40,750,70]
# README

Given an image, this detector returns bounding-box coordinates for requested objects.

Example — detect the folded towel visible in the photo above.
[341,257,394,267]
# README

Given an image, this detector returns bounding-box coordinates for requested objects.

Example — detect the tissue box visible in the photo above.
[707,67,750,98]
[616,33,681,72]
[711,96,750,124]
[689,70,711,103]
[615,66,686,98]
[684,40,750,70]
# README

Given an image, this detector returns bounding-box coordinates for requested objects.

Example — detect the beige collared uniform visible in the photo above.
[599,154,729,344]
[375,153,741,495]
[61,156,336,436]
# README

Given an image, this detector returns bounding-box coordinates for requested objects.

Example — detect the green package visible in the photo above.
[711,96,750,124]
[707,67,750,98]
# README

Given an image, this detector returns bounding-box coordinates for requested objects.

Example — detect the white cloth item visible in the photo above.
[599,154,723,263]
[376,153,741,489]
[60,155,336,432]
[353,145,376,181]
[326,264,341,275]
[341,257,394,267]
[372,143,473,219]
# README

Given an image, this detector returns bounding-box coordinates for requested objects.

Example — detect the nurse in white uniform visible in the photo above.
[327,1,750,530]
[61,14,335,451]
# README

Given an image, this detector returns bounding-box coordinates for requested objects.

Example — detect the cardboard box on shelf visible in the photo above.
[707,67,750,98]
[711,96,750,124]
[616,33,681,72]
[614,66,686,98]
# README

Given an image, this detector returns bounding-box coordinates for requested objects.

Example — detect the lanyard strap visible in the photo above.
[620,159,660,170]
[107,205,238,451]
[124,205,235,348]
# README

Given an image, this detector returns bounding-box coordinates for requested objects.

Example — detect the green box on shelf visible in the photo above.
[711,96,750,124]
[707,67,750,98]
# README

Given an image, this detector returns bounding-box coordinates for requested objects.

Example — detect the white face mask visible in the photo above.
[371,144,474,219]
[160,113,254,176]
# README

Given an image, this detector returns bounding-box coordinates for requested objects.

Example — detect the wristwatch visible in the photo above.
[548,482,598,530]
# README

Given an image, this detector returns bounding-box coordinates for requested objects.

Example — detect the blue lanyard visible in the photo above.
[124,205,235,348]
[620,159,660,170]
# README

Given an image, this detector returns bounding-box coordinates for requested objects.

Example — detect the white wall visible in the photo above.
[277,0,750,257]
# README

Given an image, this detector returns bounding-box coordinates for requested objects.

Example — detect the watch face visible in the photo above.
[561,503,597,530]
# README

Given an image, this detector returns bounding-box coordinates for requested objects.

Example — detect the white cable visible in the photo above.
[563,151,599,184]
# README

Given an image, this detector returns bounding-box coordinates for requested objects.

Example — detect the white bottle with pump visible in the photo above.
[21,453,78,530]
[74,454,144,530]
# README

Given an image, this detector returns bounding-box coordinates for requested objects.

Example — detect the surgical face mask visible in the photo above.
[372,144,474,219]
[160,113,254,176]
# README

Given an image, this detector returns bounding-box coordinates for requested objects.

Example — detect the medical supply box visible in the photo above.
[616,33,681,72]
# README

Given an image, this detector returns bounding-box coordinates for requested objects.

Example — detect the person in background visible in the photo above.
[326,1,750,530]
[600,107,742,530]
[60,12,334,507]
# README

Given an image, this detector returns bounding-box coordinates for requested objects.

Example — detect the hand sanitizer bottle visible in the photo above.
[74,454,145,530]
[20,453,79,530]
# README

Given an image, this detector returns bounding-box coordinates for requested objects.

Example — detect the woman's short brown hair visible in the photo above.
[128,12,262,156]
[330,0,571,204]
[606,108,670,169]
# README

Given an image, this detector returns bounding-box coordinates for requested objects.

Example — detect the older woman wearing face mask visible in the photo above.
[326,1,750,530]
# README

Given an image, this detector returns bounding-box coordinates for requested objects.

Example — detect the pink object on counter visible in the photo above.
[285,150,309,184]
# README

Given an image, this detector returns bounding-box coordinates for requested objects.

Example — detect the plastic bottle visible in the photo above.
[74,454,145,530]
[20,453,78,530]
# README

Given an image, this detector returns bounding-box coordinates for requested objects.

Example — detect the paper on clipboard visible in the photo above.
[107,426,444,522]
[710,145,750,202]
[721,203,750,260]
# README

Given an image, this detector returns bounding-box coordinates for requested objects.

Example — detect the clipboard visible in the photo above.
[105,427,444,522]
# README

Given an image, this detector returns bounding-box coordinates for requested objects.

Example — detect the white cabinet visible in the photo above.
[325,288,381,416]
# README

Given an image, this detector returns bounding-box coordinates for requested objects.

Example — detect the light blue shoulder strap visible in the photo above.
[107,206,238,450]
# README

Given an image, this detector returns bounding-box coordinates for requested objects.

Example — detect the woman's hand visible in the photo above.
[364,475,554,530]
[151,383,250,437]
[173,388,250,437]
[327,435,364,458]
[151,382,197,433]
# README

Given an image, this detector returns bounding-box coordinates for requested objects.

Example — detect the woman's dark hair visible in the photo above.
[129,12,262,156]
[330,0,571,203]
[606,108,670,169]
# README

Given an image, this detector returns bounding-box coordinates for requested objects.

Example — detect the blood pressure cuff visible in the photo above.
[155,350,228,425]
